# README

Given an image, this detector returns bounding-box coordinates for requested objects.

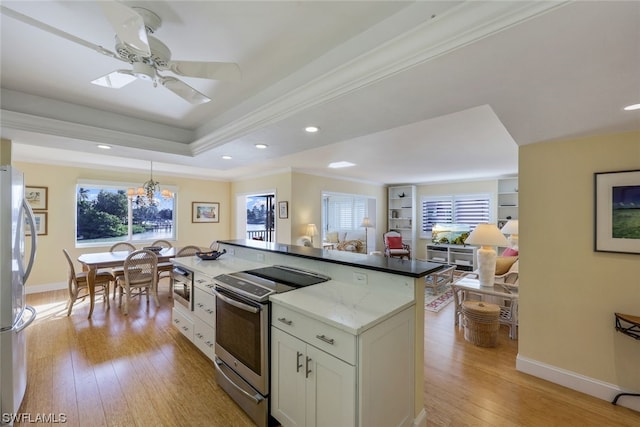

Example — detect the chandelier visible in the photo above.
[127,161,173,207]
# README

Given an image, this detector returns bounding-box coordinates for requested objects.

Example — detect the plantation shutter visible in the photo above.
[421,197,453,233]
[453,195,490,230]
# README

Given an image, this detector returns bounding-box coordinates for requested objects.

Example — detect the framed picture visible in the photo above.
[192,202,219,223]
[594,169,640,254]
[278,201,288,219]
[25,186,48,210]
[26,212,48,236]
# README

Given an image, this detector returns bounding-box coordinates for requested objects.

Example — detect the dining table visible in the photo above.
[78,247,178,318]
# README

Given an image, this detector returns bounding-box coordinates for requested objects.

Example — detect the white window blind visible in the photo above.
[421,194,490,236]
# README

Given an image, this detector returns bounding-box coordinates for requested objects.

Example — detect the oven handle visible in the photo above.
[214,358,265,403]
[214,290,260,313]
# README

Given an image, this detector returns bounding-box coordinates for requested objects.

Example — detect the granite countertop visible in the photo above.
[269,280,414,335]
[219,239,442,278]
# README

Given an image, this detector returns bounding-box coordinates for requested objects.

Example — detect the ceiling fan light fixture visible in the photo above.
[132,62,155,81]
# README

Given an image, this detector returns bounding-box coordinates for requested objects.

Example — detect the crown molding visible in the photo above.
[1,110,192,156]
[190,1,568,155]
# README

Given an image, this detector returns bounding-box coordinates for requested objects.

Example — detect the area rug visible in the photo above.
[425,286,454,313]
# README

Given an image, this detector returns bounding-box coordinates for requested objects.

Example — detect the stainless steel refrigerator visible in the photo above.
[0,166,37,425]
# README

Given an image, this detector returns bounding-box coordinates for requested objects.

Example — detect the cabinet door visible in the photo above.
[306,345,356,427]
[271,327,306,427]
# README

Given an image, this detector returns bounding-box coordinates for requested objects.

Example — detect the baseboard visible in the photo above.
[516,354,640,412]
[26,281,66,294]
[412,408,426,427]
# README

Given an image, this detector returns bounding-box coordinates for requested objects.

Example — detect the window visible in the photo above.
[420,194,491,237]
[76,181,176,247]
[322,193,369,236]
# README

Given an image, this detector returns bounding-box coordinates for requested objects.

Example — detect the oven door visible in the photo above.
[214,287,269,396]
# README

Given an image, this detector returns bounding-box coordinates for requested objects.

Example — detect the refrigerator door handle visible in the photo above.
[14,305,36,333]
[20,199,37,283]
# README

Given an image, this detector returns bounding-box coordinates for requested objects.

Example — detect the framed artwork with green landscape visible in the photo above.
[594,169,640,254]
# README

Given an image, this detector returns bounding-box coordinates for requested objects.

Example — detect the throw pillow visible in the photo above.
[495,256,518,275]
[502,247,519,257]
[387,236,403,249]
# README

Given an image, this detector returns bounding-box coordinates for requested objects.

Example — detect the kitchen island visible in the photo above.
[172,240,441,427]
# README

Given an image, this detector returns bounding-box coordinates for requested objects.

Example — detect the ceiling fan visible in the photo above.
[1,2,241,104]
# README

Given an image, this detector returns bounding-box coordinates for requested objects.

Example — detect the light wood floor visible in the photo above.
[19,283,640,427]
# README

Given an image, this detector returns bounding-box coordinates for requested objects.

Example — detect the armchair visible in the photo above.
[384,231,411,260]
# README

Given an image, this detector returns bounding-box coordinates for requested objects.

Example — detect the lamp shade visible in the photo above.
[306,224,318,237]
[500,220,519,235]
[465,223,509,247]
[361,217,373,228]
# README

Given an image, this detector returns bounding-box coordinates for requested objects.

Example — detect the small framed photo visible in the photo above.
[26,212,48,236]
[594,169,640,254]
[192,202,219,223]
[278,201,288,219]
[25,186,48,210]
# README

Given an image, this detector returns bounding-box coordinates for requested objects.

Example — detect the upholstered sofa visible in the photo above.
[324,230,366,253]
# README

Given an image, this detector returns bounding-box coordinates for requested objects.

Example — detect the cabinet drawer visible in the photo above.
[193,287,215,325]
[193,318,215,361]
[272,304,356,365]
[194,274,216,294]
[172,307,193,341]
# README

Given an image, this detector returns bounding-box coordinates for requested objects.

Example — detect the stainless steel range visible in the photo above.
[212,265,330,427]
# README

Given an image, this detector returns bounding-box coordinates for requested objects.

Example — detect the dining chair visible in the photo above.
[116,249,159,315]
[63,249,113,316]
[109,242,136,300]
[151,239,172,248]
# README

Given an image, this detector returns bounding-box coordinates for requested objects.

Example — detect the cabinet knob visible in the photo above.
[277,317,293,326]
[296,351,303,373]
[315,334,335,345]
[306,356,312,378]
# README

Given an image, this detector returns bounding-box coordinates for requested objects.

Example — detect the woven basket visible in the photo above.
[462,301,500,347]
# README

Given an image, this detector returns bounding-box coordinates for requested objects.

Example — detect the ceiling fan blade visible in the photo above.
[91,70,136,88]
[159,76,211,105]
[99,1,150,57]
[0,5,123,62]
[167,61,242,81]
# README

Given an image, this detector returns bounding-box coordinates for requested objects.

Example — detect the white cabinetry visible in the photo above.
[271,303,413,427]
[192,274,216,361]
[425,244,477,272]
[497,177,518,228]
[388,185,416,249]
[171,270,216,361]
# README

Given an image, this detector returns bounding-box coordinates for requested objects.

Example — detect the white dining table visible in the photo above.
[78,247,177,318]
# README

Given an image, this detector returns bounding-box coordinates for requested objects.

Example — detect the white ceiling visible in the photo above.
[1,1,639,185]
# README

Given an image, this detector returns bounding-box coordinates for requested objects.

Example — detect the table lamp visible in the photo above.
[500,219,519,249]
[306,223,318,246]
[464,223,509,287]
[360,217,374,253]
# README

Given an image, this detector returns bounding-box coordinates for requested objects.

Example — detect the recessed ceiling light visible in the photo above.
[255,144,268,149]
[623,103,640,111]
[305,126,319,133]
[222,155,232,160]
[328,161,355,169]
[97,144,111,150]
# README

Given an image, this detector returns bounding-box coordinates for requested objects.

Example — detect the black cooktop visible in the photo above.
[244,265,330,288]
[214,265,330,303]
